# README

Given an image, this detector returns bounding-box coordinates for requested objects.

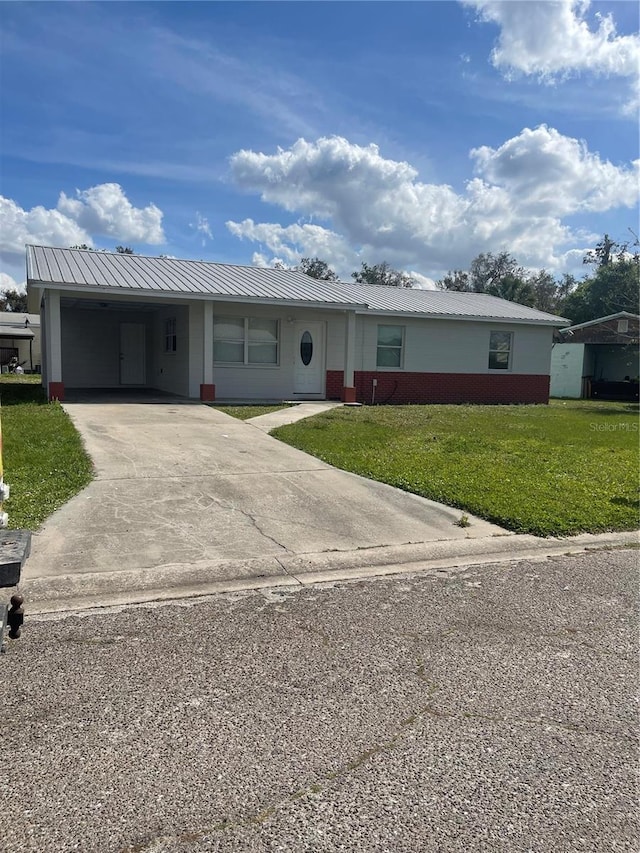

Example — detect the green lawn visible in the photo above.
[271,400,639,536]
[1,378,93,530]
[211,403,295,420]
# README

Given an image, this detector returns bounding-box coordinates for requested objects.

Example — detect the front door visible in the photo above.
[120,323,146,385]
[293,322,324,395]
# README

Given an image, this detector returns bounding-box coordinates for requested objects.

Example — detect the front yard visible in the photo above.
[271,400,639,536]
[0,378,92,529]
[0,380,637,537]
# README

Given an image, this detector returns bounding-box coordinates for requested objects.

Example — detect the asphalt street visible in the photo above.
[1,549,638,853]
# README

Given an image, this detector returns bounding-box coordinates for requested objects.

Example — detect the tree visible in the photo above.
[485,274,535,307]
[296,257,339,281]
[437,269,470,291]
[70,244,135,254]
[437,252,524,294]
[0,288,28,312]
[352,261,415,288]
[583,233,618,267]
[561,256,640,325]
[468,252,524,292]
[437,252,584,313]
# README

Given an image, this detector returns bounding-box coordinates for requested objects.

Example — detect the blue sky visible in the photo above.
[1,0,638,290]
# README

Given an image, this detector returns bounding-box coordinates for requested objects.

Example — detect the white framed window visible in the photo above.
[488,331,512,370]
[376,324,404,368]
[213,317,279,365]
[164,317,177,353]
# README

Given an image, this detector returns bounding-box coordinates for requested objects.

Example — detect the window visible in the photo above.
[213,317,279,365]
[164,317,177,352]
[377,325,404,368]
[488,331,512,370]
[618,318,629,334]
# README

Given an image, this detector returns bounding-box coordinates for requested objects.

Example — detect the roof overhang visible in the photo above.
[560,311,639,332]
[0,327,34,339]
[26,279,368,313]
[353,307,569,327]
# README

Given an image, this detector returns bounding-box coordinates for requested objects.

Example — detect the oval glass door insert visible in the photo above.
[300,331,313,365]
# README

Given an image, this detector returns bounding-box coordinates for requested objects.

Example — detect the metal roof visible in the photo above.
[26,245,364,307]
[0,327,34,339]
[340,282,569,324]
[0,312,40,327]
[560,311,639,332]
[27,245,568,324]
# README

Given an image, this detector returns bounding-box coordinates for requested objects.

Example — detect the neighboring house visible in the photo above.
[0,310,41,373]
[550,312,640,400]
[26,245,568,404]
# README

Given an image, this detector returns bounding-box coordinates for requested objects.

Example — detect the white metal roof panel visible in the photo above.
[0,326,34,339]
[26,245,568,324]
[341,282,569,324]
[0,312,40,327]
[26,245,364,306]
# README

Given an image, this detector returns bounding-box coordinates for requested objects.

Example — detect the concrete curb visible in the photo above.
[14,530,638,616]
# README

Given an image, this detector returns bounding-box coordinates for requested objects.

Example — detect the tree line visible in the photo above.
[295,233,640,325]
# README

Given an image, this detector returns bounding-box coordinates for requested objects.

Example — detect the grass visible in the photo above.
[271,400,640,537]
[0,377,93,530]
[211,403,295,420]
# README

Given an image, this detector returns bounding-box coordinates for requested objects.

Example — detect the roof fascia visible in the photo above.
[562,311,639,331]
[27,280,367,312]
[354,308,569,326]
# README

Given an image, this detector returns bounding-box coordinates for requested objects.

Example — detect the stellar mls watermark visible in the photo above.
[589,422,638,432]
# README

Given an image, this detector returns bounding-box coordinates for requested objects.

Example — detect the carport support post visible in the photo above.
[200,301,215,402]
[342,310,357,403]
[45,290,64,402]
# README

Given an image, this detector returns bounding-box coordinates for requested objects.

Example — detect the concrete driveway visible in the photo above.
[22,400,508,601]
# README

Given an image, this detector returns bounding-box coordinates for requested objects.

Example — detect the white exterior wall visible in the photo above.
[151,304,190,396]
[359,316,554,374]
[550,343,585,398]
[61,306,154,388]
[209,304,345,399]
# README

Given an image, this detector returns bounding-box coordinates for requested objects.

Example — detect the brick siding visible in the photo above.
[326,371,549,404]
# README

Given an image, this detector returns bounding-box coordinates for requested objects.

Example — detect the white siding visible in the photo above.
[209,304,345,399]
[152,305,190,396]
[360,316,554,374]
[550,343,585,398]
[188,301,205,399]
[61,307,153,388]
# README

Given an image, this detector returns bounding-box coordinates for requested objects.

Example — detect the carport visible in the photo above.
[57,294,190,398]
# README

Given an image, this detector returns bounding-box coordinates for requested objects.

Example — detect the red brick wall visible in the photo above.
[326,371,549,404]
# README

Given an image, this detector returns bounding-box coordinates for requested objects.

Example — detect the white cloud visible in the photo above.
[227,218,358,272]
[190,212,213,246]
[0,195,91,262]
[0,272,25,294]
[251,252,292,270]
[466,0,640,112]
[470,125,640,215]
[0,183,166,269]
[57,183,164,244]
[227,132,638,279]
[408,271,437,290]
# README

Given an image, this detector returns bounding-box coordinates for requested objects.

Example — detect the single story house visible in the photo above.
[0,310,41,373]
[550,312,639,400]
[26,245,568,405]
